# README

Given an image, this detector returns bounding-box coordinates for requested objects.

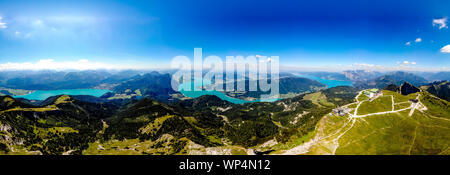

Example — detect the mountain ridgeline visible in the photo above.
[0,85,360,155]
[353,71,429,89]
[0,70,138,90]
[421,81,450,101]
[111,72,176,102]
[0,70,449,155]
[220,77,327,99]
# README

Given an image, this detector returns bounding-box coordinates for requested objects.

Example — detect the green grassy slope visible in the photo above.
[357,95,393,115]
[303,90,449,155]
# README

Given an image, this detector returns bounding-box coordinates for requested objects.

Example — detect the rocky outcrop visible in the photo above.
[425,81,450,101]
[399,82,420,95]
[0,124,11,132]
[383,84,399,92]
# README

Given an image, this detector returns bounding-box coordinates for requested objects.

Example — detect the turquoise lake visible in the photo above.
[13,89,111,100]
[179,79,279,104]
[13,74,352,103]
[179,74,353,104]
[293,74,353,88]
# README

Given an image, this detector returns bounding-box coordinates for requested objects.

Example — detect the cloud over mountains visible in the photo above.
[0,59,150,71]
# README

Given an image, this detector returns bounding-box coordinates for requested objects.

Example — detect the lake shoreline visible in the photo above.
[13,89,111,101]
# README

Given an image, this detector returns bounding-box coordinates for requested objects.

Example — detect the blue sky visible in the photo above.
[0,0,449,71]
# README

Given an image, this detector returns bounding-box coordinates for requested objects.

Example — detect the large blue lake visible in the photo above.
[293,74,353,88]
[13,89,111,100]
[179,74,353,104]
[179,79,279,104]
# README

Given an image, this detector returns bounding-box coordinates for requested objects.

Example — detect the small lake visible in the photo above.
[13,89,111,100]
[293,74,353,88]
[179,79,279,104]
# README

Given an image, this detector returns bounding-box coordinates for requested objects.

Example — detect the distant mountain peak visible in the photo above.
[0,95,33,110]
[422,80,450,101]
[383,84,399,92]
[399,81,420,95]
[354,71,429,89]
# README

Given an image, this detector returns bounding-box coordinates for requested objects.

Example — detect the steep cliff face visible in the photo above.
[423,81,450,101]
[399,82,420,95]
[383,84,400,92]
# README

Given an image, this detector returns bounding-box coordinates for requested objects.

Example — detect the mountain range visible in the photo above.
[0,70,449,155]
[422,81,450,101]
[352,71,429,89]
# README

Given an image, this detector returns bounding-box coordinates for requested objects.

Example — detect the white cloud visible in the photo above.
[397,60,417,67]
[282,62,449,72]
[441,45,450,53]
[404,38,422,46]
[349,62,409,71]
[433,17,448,29]
[255,55,274,63]
[0,59,151,71]
[0,17,7,29]
[352,63,375,68]
[349,61,444,72]
[344,61,423,71]
[415,38,422,43]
